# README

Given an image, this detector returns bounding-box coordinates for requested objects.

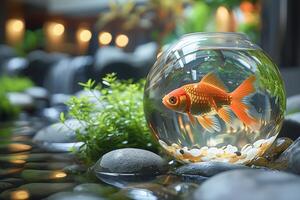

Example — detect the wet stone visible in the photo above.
[167,182,198,197]
[33,119,84,143]
[116,183,179,200]
[63,164,87,174]
[250,137,294,169]
[0,182,14,193]
[279,119,300,140]
[0,178,24,186]
[0,183,76,200]
[276,137,300,165]
[25,162,72,170]
[193,169,300,200]
[262,137,293,160]
[94,148,167,177]
[0,153,75,163]
[45,192,105,200]
[0,168,22,178]
[287,147,300,174]
[26,153,76,162]
[73,183,116,197]
[21,169,70,182]
[0,143,32,154]
[175,161,248,177]
[7,92,34,109]
[33,119,85,152]
[286,94,300,114]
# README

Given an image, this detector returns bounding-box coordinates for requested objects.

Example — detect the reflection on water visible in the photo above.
[10,190,29,200]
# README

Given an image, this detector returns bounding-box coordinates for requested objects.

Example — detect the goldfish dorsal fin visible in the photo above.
[200,72,228,92]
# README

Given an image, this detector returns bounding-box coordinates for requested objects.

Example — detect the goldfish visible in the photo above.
[162,72,258,133]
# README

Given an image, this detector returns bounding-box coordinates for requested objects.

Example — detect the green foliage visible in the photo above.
[181,1,212,34]
[15,29,45,57]
[202,0,258,9]
[248,50,286,113]
[0,76,34,120]
[64,74,159,164]
[237,22,260,43]
[0,76,34,92]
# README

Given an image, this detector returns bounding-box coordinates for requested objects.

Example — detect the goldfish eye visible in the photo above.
[169,96,177,104]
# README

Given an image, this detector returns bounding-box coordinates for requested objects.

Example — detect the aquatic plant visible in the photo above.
[0,76,34,120]
[62,74,159,164]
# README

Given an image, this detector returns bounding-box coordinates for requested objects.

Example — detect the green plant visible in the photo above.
[0,76,34,120]
[15,29,45,57]
[62,74,159,164]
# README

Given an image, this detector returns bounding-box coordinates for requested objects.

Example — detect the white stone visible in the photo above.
[253,139,265,148]
[189,149,202,157]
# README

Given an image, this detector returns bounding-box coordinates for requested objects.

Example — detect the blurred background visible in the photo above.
[0,0,299,121]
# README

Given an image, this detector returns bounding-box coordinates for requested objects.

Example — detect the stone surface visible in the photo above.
[25,162,71,170]
[167,182,198,196]
[73,183,116,196]
[250,137,293,169]
[63,164,87,174]
[45,192,105,200]
[175,162,248,177]
[193,169,300,200]
[6,92,34,109]
[0,168,22,178]
[25,86,49,100]
[0,178,23,186]
[288,148,300,174]
[21,169,70,182]
[262,137,293,160]
[94,148,167,176]
[287,94,300,114]
[0,183,76,199]
[0,143,32,154]
[286,112,300,123]
[279,119,300,140]
[114,183,178,200]
[0,182,14,193]
[0,153,75,163]
[33,119,85,143]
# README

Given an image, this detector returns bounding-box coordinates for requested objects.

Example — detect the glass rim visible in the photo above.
[180,32,250,40]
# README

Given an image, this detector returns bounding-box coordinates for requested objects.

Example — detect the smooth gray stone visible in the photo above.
[20,169,70,182]
[278,119,300,140]
[73,183,116,196]
[287,94,300,114]
[0,183,75,199]
[0,182,14,193]
[25,86,48,100]
[193,169,300,200]
[6,92,33,109]
[33,119,85,143]
[45,192,105,200]
[94,148,167,176]
[175,162,248,177]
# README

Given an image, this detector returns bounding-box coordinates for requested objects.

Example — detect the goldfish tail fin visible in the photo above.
[196,115,221,133]
[230,75,259,130]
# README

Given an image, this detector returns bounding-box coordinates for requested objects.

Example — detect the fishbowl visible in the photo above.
[144,32,286,164]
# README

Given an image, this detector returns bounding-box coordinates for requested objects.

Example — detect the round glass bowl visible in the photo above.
[144,32,286,164]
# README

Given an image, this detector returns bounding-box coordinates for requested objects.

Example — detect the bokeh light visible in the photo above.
[115,34,129,48]
[98,32,112,45]
[77,28,92,42]
[10,190,29,200]
[6,19,24,33]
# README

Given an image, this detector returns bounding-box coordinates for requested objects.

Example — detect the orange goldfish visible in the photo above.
[162,72,258,132]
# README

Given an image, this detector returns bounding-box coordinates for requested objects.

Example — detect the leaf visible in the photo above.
[60,112,65,123]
